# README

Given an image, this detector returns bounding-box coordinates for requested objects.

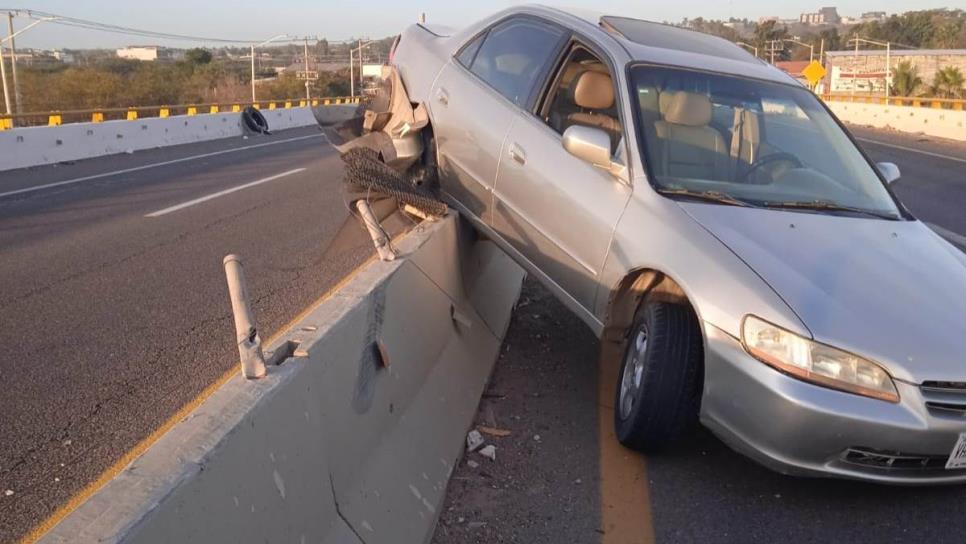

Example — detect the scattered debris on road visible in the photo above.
[466,430,484,453]
[479,426,512,438]
[479,445,497,462]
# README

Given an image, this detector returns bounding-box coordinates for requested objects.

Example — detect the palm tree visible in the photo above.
[930,66,965,99]
[890,61,923,97]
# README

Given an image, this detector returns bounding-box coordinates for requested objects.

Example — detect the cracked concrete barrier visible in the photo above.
[37,214,524,544]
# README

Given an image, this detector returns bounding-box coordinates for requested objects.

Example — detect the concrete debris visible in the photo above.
[466,430,484,453]
[479,445,497,461]
[479,426,511,438]
[467,460,479,469]
[533,434,541,442]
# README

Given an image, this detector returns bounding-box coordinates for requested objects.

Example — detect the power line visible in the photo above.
[0,8,366,45]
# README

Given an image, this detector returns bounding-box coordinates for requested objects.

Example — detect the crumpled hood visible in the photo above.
[680,203,966,384]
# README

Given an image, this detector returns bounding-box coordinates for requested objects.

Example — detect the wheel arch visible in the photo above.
[601,267,704,346]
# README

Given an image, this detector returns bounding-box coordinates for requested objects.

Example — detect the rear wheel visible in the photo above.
[614,300,703,452]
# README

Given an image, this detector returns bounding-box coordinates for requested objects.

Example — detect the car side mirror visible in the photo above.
[562,125,628,183]
[876,162,901,184]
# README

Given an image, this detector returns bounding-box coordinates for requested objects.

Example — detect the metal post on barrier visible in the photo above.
[223,255,267,379]
[355,200,396,261]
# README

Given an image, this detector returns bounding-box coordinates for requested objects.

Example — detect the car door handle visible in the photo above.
[436,88,449,106]
[508,143,526,165]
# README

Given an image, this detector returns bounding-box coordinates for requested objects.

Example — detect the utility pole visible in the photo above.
[349,47,354,97]
[0,39,10,115]
[303,37,311,101]
[250,44,257,103]
[6,12,20,114]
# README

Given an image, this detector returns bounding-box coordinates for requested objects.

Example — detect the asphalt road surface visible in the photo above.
[433,126,966,544]
[0,126,410,543]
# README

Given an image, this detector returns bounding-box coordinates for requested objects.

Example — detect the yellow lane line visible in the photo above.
[598,341,656,544]
[20,244,387,544]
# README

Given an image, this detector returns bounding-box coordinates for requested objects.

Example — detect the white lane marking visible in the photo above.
[927,222,966,248]
[857,137,966,165]
[145,168,306,217]
[0,134,323,200]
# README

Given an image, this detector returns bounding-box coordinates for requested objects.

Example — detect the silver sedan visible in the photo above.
[388,6,966,483]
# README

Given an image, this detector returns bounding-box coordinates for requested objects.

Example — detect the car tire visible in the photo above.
[614,300,703,452]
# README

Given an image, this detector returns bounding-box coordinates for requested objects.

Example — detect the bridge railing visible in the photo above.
[823,93,965,111]
[0,96,365,130]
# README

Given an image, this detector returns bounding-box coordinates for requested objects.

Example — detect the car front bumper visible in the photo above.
[701,323,966,484]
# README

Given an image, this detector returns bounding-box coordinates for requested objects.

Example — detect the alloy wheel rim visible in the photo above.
[619,325,648,420]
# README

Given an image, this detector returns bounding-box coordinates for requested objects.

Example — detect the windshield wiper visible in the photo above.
[760,200,900,220]
[658,188,757,208]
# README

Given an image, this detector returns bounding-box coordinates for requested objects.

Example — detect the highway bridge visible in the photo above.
[0,114,965,543]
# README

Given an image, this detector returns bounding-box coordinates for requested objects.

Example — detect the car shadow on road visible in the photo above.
[647,424,964,543]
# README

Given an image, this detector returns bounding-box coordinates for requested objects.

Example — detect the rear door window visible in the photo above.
[465,18,566,108]
[456,32,485,68]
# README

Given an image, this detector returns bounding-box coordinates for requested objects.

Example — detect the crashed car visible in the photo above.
[383,5,966,483]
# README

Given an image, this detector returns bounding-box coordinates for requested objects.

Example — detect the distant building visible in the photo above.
[52,50,75,64]
[861,11,887,23]
[116,46,184,62]
[800,7,840,25]
[825,49,966,94]
[758,16,780,24]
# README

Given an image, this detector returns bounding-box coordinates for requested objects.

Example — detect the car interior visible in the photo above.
[542,47,623,153]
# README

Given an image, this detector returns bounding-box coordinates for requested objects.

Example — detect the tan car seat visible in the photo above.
[654,92,729,180]
[564,70,622,149]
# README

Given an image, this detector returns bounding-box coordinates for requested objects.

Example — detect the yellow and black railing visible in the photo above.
[823,94,965,111]
[0,95,365,130]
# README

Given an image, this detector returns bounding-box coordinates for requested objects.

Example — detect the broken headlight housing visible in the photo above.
[741,315,899,403]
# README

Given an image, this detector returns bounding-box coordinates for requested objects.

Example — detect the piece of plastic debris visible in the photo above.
[466,430,484,453]
[467,460,479,469]
[533,434,541,442]
[479,426,511,438]
[4,490,13,496]
[574,478,582,484]
[479,445,497,461]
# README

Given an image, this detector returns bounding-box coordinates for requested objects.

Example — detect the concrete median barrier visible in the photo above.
[827,100,966,142]
[0,105,358,172]
[36,213,525,544]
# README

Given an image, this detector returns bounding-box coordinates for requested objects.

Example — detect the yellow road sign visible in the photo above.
[802,60,827,86]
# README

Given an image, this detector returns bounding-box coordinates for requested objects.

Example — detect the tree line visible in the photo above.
[685,9,966,98]
[1,46,356,114]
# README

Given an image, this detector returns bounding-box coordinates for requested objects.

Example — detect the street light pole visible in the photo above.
[249,34,287,104]
[7,13,20,114]
[0,41,10,115]
[349,40,373,97]
[736,41,758,57]
[785,38,814,62]
[848,37,891,100]
[1,13,59,120]
[303,38,311,101]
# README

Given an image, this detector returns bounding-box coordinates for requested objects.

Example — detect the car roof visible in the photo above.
[510,5,797,86]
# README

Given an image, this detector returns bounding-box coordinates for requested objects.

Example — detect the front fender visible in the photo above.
[596,186,809,341]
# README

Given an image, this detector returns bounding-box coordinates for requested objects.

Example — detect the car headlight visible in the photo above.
[741,315,899,403]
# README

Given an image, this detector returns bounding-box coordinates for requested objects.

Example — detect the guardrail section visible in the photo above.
[37,215,525,544]
[0,97,365,130]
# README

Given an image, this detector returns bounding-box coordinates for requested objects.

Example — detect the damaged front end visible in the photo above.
[327,65,446,261]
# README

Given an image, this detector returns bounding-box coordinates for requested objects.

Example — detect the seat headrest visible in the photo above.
[663,92,712,127]
[573,71,614,110]
[658,90,679,116]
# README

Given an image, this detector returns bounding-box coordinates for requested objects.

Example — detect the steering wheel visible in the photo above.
[740,152,804,183]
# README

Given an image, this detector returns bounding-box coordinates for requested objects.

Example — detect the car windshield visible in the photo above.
[630,65,902,219]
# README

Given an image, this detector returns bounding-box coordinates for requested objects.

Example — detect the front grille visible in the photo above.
[920,382,966,416]
[842,448,950,470]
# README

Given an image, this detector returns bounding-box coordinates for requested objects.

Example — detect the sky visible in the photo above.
[0,0,959,50]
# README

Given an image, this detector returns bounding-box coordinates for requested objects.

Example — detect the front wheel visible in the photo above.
[614,300,703,452]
